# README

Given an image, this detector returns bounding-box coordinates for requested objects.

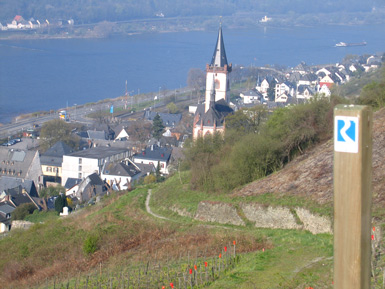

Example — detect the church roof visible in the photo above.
[210,26,229,68]
[196,99,233,127]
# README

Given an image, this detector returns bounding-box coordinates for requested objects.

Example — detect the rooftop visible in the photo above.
[66,146,129,159]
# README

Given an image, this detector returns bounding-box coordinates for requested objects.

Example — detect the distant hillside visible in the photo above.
[235,107,385,218]
[0,0,380,24]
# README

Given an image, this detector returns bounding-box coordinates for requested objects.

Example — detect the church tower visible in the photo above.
[192,24,233,140]
[204,24,232,113]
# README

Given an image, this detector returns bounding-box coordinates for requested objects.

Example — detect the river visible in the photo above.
[0,24,384,124]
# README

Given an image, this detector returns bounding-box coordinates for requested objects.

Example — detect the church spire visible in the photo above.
[210,24,228,68]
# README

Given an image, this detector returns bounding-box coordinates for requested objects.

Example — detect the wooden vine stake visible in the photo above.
[334,105,372,289]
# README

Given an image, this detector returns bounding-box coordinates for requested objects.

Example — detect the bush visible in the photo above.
[144,174,156,184]
[186,98,335,193]
[12,203,37,221]
[83,235,99,255]
[39,185,66,198]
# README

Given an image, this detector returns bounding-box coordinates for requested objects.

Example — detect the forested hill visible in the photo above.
[0,0,382,24]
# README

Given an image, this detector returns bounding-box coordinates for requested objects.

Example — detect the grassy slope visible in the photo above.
[0,174,334,289]
[151,172,334,288]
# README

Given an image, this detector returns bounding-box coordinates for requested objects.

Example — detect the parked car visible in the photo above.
[2,140,15,146]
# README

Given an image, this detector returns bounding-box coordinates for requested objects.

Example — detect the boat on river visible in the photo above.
[335,41,367,47]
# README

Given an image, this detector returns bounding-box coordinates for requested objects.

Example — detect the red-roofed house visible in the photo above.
[14,15,24,22]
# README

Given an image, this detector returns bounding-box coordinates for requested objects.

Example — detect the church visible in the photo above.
[192,25,234,140]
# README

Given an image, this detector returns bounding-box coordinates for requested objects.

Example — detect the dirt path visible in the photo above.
[145,189,171,220]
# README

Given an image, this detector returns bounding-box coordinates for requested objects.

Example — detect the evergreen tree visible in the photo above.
[54,194,68,214]
[267,79,277,101]
[152,113,165,140]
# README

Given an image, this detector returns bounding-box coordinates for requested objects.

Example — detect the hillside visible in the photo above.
[235,107,385,218]
[0,0,377,23]
[2,107,385,287]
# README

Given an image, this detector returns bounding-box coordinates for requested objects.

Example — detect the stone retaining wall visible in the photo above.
[192,201,332,235]
[242,204,302,230]
[295,207,332,234]
[194,201,245,226]
[11,220,34,230]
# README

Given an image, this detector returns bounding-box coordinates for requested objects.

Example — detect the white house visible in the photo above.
[240,90,263,104]
[275,82,295,100]
[316,67,333,76]
[296,85,315,100]
[275,92,291,103]
[115,127,129,141]
[256,78,270,95]
[0,203,14,233]
[101,159,141,190]
[61,146,130,186]
[132,145,172,175]
[318,84,331,97]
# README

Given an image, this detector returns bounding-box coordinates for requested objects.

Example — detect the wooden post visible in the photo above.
[334,105,372,289]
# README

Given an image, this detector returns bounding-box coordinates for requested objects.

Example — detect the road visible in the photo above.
[0,86,194,140]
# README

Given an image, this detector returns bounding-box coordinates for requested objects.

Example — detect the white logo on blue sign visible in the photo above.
[334,116,359,153]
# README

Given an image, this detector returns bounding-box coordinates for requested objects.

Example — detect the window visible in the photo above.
[78,172,82,179]
[79,158,82,164]
[78,165,82,171]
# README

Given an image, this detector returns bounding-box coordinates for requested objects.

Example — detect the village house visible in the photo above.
[64,178,82,197]
[61,146,130,186]
[0,202,15,233]
[240,90,263,104]
[66,173,108,203]
[275,81,295,99]
[40,141,74,184]
[0,177,39,200]
[114,125,130,141]
[101,159,141,190]
[0,147,43,191]
[132,145,172,175]
[291,62,310,75]
[318,84,331,97]
[144,111,182,129]
[256,76,279,100]
[318,75,336,89]
[0,186,42,210]
[296,85,316,100]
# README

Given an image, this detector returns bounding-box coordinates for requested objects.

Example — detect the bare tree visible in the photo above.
[187,68,205,100]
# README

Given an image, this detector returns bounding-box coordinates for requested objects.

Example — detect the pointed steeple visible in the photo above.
[210,24,228,68]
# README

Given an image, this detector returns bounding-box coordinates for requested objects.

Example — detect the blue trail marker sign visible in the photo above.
[334,105,372,289]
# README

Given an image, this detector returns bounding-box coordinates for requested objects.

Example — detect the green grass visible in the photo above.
[150,171,333,221]
[206,229,333,289]
[0,177,337,289]
[24,210,59,223]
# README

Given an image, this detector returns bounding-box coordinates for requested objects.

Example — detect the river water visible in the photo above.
[0,24,384,124]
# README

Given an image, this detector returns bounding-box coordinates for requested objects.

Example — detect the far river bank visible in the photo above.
[1,11,384,41]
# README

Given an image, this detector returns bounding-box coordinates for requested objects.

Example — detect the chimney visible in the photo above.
[142,151,145,155]
[161,153,164,158]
